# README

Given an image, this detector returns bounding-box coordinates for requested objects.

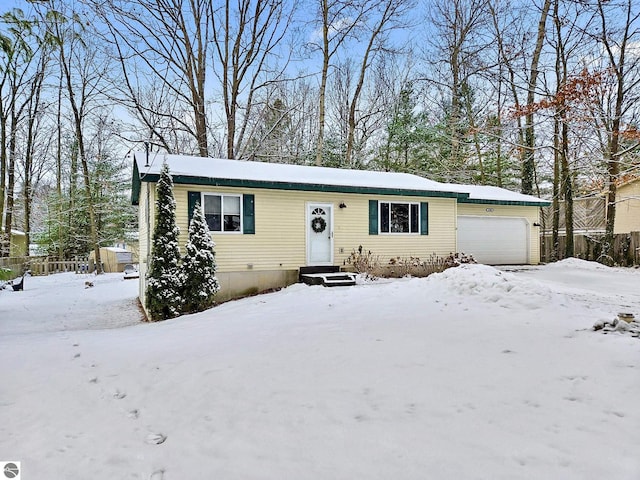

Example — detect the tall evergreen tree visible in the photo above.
[182,201,220,313]
[145,163,183,321]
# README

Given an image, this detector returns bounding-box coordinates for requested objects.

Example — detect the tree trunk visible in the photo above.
[599,0,631,263]
[522,0,552,195]
[463,86,484,183]
[0,99,6,256]
[57,62,64,259]
[345,0,398,167]
[22,63,45,257]
[561,118,573,257]
[58,28,103,273]
[4,109,18,246]
[316,0,330,166]
[489,3,522,186]
[449,40,462,171]
[551,116,560,262]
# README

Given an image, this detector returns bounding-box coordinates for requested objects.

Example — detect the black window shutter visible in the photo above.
[420,202,429,235]
[369,200,378,235]
[188,191,201,225]
[243,194,255,234]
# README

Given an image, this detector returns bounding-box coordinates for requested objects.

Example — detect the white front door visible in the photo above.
[307,203,333,265]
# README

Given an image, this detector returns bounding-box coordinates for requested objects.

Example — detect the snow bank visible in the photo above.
[544,257,612,271]
[425,264,554,310]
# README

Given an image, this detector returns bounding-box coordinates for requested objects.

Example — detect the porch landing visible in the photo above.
[299,266,357,287]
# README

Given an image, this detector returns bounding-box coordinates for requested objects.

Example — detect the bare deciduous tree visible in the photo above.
[343,0,413,167]
[592,0,640,262]
[309,0,377,165]
[89,0,211,156]
[210,0,295,160]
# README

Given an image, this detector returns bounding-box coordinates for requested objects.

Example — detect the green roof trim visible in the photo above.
[134,173,466,199]
[458,197,551,207]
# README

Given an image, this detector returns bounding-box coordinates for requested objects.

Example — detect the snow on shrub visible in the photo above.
[145,163,184,321]
[182,201,220,313]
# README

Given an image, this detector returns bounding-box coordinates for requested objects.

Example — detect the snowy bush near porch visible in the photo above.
[145,163,183,321]
[346,246,476,279]
[182,201,220,313]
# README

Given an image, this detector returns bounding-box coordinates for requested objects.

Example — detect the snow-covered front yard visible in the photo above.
[1,259,638,479]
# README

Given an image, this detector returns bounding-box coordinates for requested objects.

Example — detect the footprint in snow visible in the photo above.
[128,409,139,419]
[113,391,127,400]
[606,410,625,418]
[150,469,165,479]
[146,433,167,445]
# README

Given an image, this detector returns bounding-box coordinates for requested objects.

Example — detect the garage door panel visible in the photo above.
[458,216,528,265]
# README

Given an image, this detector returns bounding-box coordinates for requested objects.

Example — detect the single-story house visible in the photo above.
[131,153,549,306]
[613,177,640,234]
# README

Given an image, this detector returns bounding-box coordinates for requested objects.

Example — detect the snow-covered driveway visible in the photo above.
[0,260,638,479]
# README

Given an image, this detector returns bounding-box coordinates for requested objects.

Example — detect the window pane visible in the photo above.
[380,202,390,233]
[391,203,409,232]
[204,195,221,213]
[410,204,419,233]
[223,196,241,232]
[224,196,241,215]
[223,214,241,231]
[204,195,221,231]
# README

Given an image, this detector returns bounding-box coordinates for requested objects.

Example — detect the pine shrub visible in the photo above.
[182,201,220,313]
[145,163,183,321]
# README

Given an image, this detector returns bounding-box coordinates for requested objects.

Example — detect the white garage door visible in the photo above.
[457,216,529,265]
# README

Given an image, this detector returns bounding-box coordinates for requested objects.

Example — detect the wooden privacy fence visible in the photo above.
[0,256,90,276]
[0,257,26,277]
[541,232,640,266]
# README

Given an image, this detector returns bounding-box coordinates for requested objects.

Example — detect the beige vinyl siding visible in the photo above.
[353,197,456,262]
[137,182,154,307]
[614,181,640,234]
[173,185,457,272]
[457,203,542,264]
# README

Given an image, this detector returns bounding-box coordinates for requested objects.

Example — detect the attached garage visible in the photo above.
[448,184,549,266]
[457,216,529,265]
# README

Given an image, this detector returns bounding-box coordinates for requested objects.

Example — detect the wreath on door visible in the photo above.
[311,216,327,233]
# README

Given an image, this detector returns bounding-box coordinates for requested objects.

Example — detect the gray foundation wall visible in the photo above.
[215,269,300,303]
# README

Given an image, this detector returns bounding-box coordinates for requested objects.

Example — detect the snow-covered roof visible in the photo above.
[132,152,549,206]
[439,183,548,204]
[105,247,131,253]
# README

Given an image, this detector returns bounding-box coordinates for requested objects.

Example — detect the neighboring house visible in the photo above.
[89,247,137,273]
[541,196,606,235]
[131,153,549,305]
[613,177,640,234]
[10,230,27,257]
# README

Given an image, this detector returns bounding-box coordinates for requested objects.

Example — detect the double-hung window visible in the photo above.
[379,201,420,234]
[203,193,242,232]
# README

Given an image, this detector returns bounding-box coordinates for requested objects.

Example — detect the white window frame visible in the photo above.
[202,193,243,234]
[379,201,420,234]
